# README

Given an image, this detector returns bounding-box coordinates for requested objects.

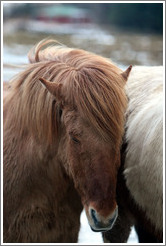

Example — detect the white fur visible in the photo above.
[124,66,163,232]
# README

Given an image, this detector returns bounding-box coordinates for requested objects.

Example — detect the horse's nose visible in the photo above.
[89,206,118,232]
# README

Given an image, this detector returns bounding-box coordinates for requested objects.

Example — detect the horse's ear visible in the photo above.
[121,65,132,81]
[39,77,62,100]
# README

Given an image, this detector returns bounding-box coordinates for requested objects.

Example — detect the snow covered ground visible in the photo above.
[78,210,138,244]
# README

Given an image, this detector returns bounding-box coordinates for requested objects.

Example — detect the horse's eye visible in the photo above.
[71,136,80,144]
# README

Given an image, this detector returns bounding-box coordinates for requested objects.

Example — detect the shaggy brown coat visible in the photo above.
[3,40,131,243]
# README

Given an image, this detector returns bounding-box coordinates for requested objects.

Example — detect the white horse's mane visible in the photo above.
[124,66,163,232]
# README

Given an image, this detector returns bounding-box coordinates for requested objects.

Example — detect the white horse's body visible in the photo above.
[124,66,163,233]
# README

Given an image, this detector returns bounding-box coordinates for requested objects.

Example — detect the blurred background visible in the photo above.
[3,2,163,244]
[3,2,163,81]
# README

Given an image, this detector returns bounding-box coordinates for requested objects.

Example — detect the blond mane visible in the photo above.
[4,40,127,150]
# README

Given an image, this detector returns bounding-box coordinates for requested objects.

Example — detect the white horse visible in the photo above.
[103,65,163,243]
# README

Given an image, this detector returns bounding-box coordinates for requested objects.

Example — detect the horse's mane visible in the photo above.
[4,40,127,150]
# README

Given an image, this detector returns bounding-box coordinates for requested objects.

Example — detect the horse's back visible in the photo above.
[124,66,163,232]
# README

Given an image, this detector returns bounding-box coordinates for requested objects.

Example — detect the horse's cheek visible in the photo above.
[67,146,89,198]
[67,143,81,178]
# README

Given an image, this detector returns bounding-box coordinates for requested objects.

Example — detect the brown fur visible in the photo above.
[3,40,129,243]
[3,82,11,97]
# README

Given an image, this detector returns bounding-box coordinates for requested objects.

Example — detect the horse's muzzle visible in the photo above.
[89,206,118,232]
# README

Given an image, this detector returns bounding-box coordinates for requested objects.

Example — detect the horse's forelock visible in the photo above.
[62,65,127,149]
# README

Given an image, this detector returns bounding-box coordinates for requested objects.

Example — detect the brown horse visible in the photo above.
[3,39,131,243]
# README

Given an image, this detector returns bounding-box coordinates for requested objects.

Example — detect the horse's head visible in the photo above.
[36,42,131,232]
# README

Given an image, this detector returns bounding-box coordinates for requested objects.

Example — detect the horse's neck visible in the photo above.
[3,117,73,205]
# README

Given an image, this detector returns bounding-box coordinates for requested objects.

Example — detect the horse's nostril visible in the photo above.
[90,208,98,225]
